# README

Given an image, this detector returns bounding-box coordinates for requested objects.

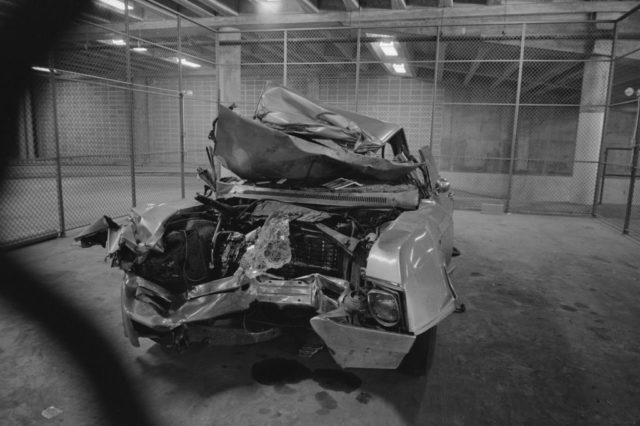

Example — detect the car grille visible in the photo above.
[271,229,343,278]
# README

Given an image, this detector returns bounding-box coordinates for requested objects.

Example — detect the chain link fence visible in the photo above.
[595,5,640,240]
[3,2,640,247]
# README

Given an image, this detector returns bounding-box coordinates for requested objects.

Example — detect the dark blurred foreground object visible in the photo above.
[0,1,155,425]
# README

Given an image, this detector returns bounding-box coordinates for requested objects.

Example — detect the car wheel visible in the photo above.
[398,326,437,376]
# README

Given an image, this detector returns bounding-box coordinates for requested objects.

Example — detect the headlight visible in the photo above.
[367,289,400,327]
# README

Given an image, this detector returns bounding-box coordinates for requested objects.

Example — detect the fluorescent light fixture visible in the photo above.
[98,0,133,12]
[99,39,127,46]
[379,41,398,57]
[254,0,281,13]
[392,63,407,74]
[32,66,51,73]
[168,57,202,68]
[179,58,201,68]
[132,47,148,52]
[368,33,392,39]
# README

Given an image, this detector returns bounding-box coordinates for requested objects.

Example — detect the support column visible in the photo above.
[572,56,610,205]
[215,29,241,180]
[217,28,241,107]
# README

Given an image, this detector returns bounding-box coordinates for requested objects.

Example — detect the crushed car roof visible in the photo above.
[213,83,420,183]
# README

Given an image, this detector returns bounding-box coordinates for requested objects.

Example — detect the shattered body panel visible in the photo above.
[77,84,458,371]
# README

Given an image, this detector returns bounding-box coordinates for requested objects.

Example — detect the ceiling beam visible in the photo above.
[522,62,577,93]
[199,0,238,16]
[534,65,583,96]
[321,30,354,60]
[611,72,640,89]
[342,0,360,11]
[296,0,319,13]
[171,0,215,17]
[413,62,500,82]
[489,62,518,89]
[463,45,490,86]
[391,0,407,9]
[75,1,638,32]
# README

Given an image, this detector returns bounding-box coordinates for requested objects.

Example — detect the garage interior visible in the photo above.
[1,0,640,425]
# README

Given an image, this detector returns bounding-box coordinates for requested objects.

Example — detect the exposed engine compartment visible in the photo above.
[87,196,411,340]
[122,199,401,294]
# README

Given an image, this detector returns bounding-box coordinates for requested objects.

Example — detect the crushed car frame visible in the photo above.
[77,83,460,374]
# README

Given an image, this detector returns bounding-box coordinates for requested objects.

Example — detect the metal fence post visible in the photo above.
[178,15,186,199]
[591,23,618,217]
[125,0,136,207]
[283,30,288,86]
[215,30,220,107]
[598,148,609,205]
[429,26,441,153]
[355,28,361,112]
[623,93,640,234]
[505,23,527,213]
[49,54,65,237]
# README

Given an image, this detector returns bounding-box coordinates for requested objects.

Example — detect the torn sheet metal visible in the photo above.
[74,215,120,248]
[254,273,349,312]
[123,273,254,331]
[251,200,331,223]
[322,177,362,190]
[214,105,419,183]
[315,223,360,254]
[215,180,420,210]
[257,83,403,151]
[124,271,349,333]
[127,199,203,254]
[310,309,416,369]
[256,83,385,153]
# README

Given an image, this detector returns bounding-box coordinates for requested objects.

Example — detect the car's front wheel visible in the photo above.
[398,326,437,376]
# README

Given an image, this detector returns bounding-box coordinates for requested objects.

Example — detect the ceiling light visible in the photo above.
[168,57,202,68]
[379,41,398,57]
[132,47,148,52]
[98,0,133,12]
[179,58,201,68]
[368,33,392,39]
[254,0,281,13]
[32,66,51,73]
[392,63,407,74]
[99,39,128,46]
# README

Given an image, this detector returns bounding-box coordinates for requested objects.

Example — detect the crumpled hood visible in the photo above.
[256,83,403,152]
[213,83,419,183]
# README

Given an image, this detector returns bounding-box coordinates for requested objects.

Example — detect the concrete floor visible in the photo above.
[1,210,639,425]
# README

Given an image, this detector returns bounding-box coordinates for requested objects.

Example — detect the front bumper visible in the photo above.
[310,308,416,369]
[121,272,425,368]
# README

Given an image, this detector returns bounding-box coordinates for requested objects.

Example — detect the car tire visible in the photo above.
[398,326,437,377]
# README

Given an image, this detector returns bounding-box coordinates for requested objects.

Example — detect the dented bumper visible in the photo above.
[120,271,423,368]
[310,309,416,369]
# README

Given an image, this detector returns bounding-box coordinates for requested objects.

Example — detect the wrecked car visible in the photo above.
[77,83,460,375]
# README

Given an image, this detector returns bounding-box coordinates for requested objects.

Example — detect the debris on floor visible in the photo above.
[41,406,63,419]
